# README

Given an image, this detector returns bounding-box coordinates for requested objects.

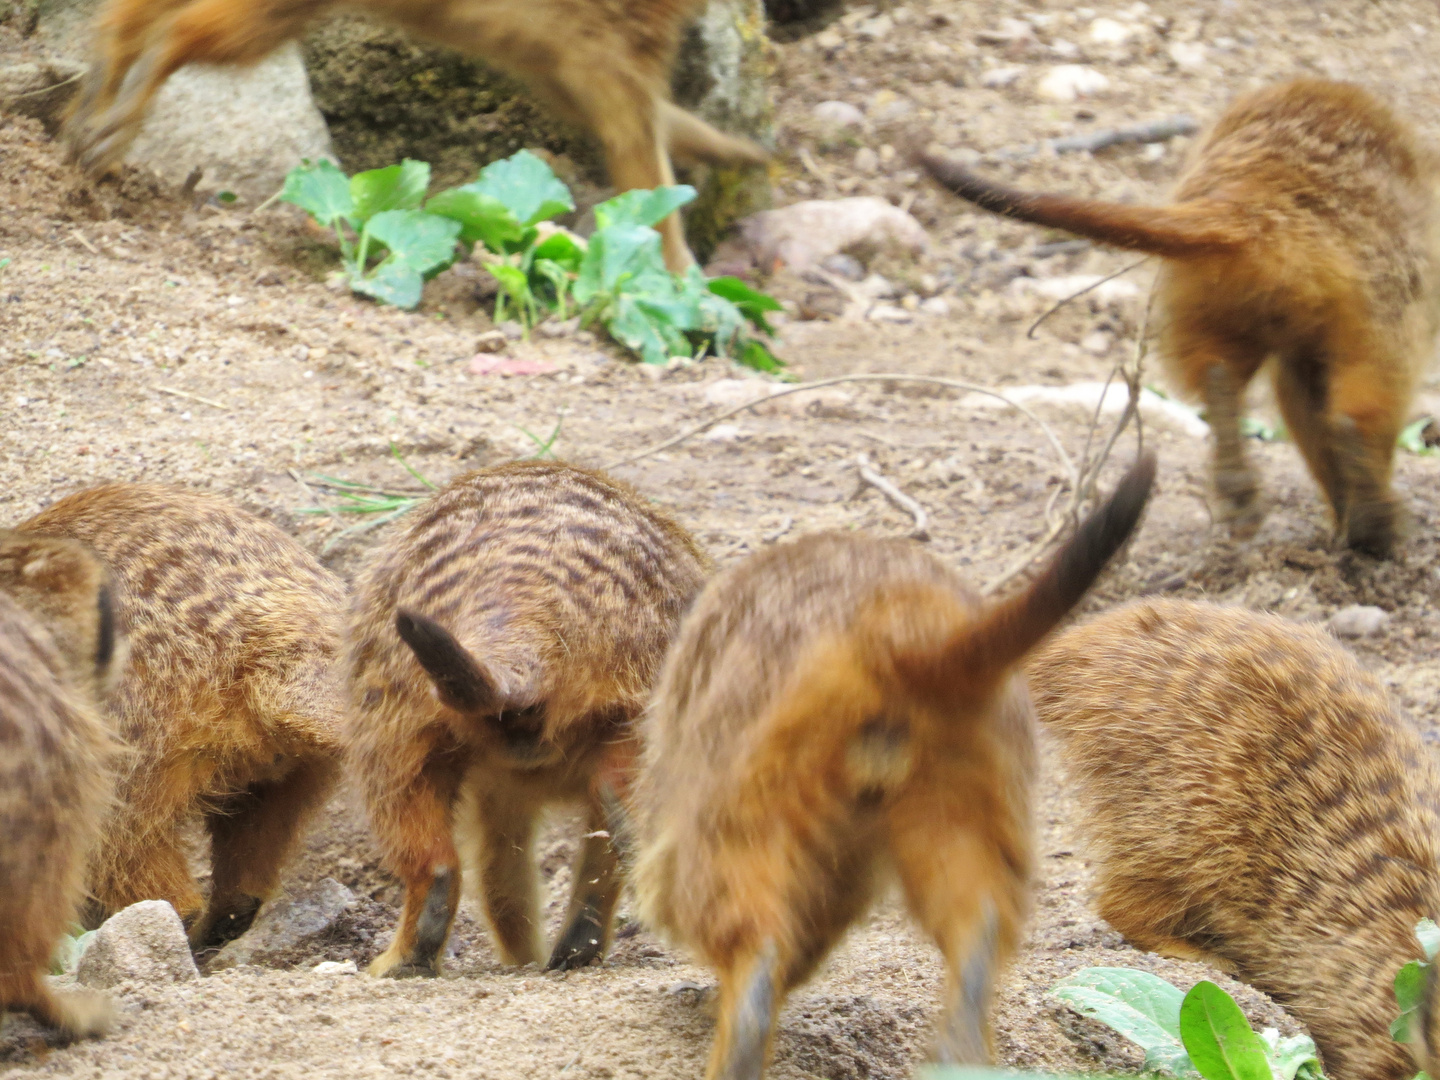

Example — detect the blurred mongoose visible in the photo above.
[923,80,1440,556]
[628,454,1156,1080]
[1029,598,1440,1080]
[17,484,347,949]
[346,460,709,977]
[63,0,769,271]
[0,532,123,1040]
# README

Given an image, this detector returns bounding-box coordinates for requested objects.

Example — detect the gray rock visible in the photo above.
[209,878,355,971]
[121,44,334,200]
[1329,605,1391,639]
[76,901,199,989]
[739,197,929,274]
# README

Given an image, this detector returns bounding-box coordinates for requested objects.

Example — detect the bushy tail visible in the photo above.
[921,152,1248,258]
[907,452,1157,695]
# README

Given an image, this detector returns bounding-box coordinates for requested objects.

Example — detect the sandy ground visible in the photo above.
[5,0,1440,1075]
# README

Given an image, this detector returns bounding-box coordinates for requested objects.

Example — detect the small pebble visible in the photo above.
[812,100,865,130]
[312,960,358,976]
[1329,605,1390,639]
[1037,64,1111,102]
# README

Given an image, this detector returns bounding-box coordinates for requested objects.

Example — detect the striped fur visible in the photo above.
[0,535,122,1040]
[631,456,1154,1080]
[18,484,347,949]
[1029,599,1440,1080]
[346,460,709,977]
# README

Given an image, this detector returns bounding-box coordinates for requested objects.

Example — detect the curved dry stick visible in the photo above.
[603,373,1079,494]
[1025,257,1150,340]
[856,453,929,541]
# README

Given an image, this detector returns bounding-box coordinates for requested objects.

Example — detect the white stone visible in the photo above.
[1009,274,1141,304]
[702,424,747,442]
[812,100,865,130]
[124,44,334,201]
[1329,605,1391,639]
[312,960,359,975]
[980,66,1026,89]
[1088,17,1135,45]
[739,197,929,275]
[703,379,775,409]
[1037,64,1111,102]
[76,902,199,989]
[1168,41,1210,71]
[853,146,880,175]
[868,304,914,323]
[920,296,952,317]
[1081,330,1113,355]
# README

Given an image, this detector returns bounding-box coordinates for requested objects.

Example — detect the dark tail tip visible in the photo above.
[920,151,1023,217]
[1051,450,1157,609]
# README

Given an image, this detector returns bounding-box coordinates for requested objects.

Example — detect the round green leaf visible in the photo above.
[472,150,575,226]
[425,189,524,251]
[1180,982,1273,1080]
[279,159,354,227]
[594,185,696,229]
[363,210,462,277]
[351,160,431,224]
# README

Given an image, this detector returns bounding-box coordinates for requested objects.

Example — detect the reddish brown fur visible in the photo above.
[1028,599,1440,1080]
[924,80,1440,556]
[630,456,1155,1080]
[0,534,122,1040]
[345,460,709,977]
[63,0,768,270]
[18,484,347,949]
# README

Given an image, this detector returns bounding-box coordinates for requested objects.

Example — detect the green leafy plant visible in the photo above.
[49,926,96,975]
[281,158,462,309]
[1048,968,1323,1080]
[278,151,782,371]
[1391,917,1440,1079]
[924,967,1330,1080]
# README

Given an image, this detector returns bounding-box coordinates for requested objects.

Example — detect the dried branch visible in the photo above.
[856,453,930,541]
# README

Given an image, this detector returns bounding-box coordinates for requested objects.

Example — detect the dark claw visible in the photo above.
[547,902,605,971]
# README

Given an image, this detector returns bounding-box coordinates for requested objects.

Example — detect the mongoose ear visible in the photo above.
[905,452,1156,696]
[395,609,499,714]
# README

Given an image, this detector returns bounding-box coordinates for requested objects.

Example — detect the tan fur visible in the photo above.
[345,460,709,977]
[1028,598,1440,1080]
[924,80,1440,556]
[0,534,122,1041]
[630,456,1155,1080]
[18,484,347,949]
[63,0,769,271]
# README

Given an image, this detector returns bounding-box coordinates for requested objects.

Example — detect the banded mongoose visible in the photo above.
[924,80,1440,556]
[18,483,348,949]
[629,454,1156,1080]
[346,460,709,977]
[1029,598,1440,1080]
[0,532,123,1039]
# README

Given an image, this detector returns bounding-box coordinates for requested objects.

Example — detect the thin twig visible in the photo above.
[762,515,795,544]
[1026,258,1150,339]
[69,230,98,255]
[857,453,929,540]
[997,114,1199,161]
[8,71,82,99]
[559,1031,604,1074]
[152,385,230,411]
[288,468,345,533]
[604,374,1078,495]
[304,476,429,499]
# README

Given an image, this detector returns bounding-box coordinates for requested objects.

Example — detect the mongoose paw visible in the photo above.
[546,905,606,971]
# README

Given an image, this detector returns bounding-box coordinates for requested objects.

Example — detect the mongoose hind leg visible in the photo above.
[1203,363,1264,538]
[706,942,782,1080]
[891,804,1025,1066]
[1328,379,1408,558]
[547,799,622,971]
[370,866,461,978]
[469,790,543,967]
[193,755,336,950]
[91,812,203,927]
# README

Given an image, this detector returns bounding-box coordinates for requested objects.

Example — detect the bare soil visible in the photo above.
[5,0,1440,1076]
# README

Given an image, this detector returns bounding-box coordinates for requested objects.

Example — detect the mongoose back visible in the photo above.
[924,80,1440,556]
[629,454,1155,1080]
[0,533,122,1040]
[63,0,769,271]
[1028,598,1440,1080]
[17,483,348,949]
[346,460,709,977]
